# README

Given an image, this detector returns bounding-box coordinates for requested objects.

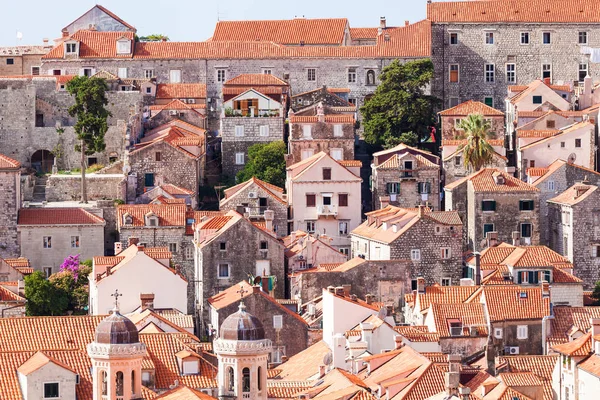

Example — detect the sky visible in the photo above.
[0,0,428,46]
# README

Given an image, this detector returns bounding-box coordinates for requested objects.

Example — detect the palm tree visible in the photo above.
[457,113,495,172]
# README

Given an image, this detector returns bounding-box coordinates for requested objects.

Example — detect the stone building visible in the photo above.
[17,208,106,276]
[137,183,197,208]
[442,140,508,185]
[284,230,348,274]
[288,101,355,165]
[208,281,311,361]
[548,182,600,287]
[219,177,288,237]
[445,168,540,251]
[147,99,207,129]
[351,205,463,286]
[193,210,285,322]
[61,4,136,36]
[0,44,52,76]
[290,86,356,111]
[528,159,600,246]
[428,0,600,111]
[0,154,21,259]
[438,100,506,143]
[286,152,362,254]
[371,144,441,210]
[155,83,206,107]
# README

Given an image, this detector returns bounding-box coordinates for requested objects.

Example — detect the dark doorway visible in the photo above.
[31,150,54,173]
[144,173,155,188]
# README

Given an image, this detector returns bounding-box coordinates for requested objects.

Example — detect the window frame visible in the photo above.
[307,68,316,82]
[218,263,230,278]
[43,382,60,399]
[481,199,497,212]
[168,242,178,253]
[338,221,348,235]
[520,32,530,45]
[169,69,182,83]
[575,138,582,148]
[71,235,80,249]
[485,63,495,83]
[306,194,316,208]
[259,125,270,137]
[306,221,316,233]
[506,63,516,84]
[441,277,451,286]
[235,152,245,165]
[410,249,421,261]
[542,64,552,80]
[333,124,343,137]
[144,69,154,79]
[440,247,451,260]
[516,325,529,340]
[234,125,244,137]
[542,32,551,45]
[519,200,534,212]
[483,223,495,238]
[347,67,357,83]
[449,64,459,83]
[338,193,348,207]
[450,32,458,45]
[43,236,52,249]
[322,168,332,181]
[216,69,226,83]
[579,31,588,45]
[485,31,495,45]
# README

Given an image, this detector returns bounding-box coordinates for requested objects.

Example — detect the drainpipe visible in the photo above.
[541,315,555,355]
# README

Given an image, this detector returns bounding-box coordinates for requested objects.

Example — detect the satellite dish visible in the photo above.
[322,351,333,366]
[568,153,577,164]
[378,307,388,320]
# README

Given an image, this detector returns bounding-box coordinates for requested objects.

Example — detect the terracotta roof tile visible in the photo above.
[376,153,439,170]
[0,154,20,169]
[275,340,331,381]
[17,351,77,375]
[407,285,479,310]
[350,28,380,39]
[17,208,105,225]
[442,139,504,147]
[148,99,206,112]
[498,372,544,387]
[267,381,313,398]
[44,30,135,59]
[548,183,598,206]
[445,168,539,192]
[518,130,558,138]
[549,307,600,341]
[338,160,362,167]
[578,352,600,377]
[4,257,30,268]
[527,167,549,177]
[199,215,233,230]
[222,86,285,96]
[156,83,207,99]
[551,332,592,356]
[473,286,550,322]
[430,302,487,337]
[0,286,25,302]
[154,385,216,399]
[222,177,286,206]
[224,73,288,86]
[118,204,187,227]
[160,184,195,196]
[438,100,504,116]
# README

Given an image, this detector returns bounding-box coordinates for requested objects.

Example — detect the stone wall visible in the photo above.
[441,115,505,141]
[488,320,544,359]
[443,154,507,186]
[0,54,44,76]
[45,174,126,201]
[372,167,440,210]
[0,170,20,258]
[63,6,135,35]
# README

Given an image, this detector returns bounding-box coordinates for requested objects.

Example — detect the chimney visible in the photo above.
[394,335,404,349]
[253,285,262,294]
[332,334,346,370]
[318,365,326,378]
[106,266,112,276]
[140,293,155,310]
[128,237,139,247]
[405,20,410,27]
[418,204,425,218]
[543,77,551,85]
[327,286,335,293]
[264,209,274,232]
[417,277,426,294]
[316,102,325,123]
[335,286,345,296]
[379,196,390,209]
[582,75,593,109]
[161,37,167,42]
[114,242,123,255]
[541,281,550,298]
[474,252,481,286]
[342,284,351,296]
[380,16,387,30]
[459,387,471,400]
[582,175,591,185]
[365,294,374,305]
[486,231,498,248]
[512,231,521,246]
[290,231,297,243]
[62,29,69,38]
[445,355,461,397]
[42,38,49,46]
[360,322,374,352]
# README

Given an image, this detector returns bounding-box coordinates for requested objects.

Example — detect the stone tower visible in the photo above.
[0,154,20,258]
[87,291,146,400]
[214,300,272,400]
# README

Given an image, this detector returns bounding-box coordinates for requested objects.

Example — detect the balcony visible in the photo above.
[399,170,416,180]
[244,206,268,218]
[225,107,281,118]
[317,205,338,217]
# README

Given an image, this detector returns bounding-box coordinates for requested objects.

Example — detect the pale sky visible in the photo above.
[0,0,428,46]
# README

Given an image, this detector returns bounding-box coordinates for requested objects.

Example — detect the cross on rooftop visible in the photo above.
[236,285,249,300]
[111,289,122,311]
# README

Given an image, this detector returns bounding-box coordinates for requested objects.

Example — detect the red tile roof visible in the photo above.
[154,385,216,399]
[17,351,77,375]
[156,83,207,99]
[551,332,592,356]
[0,154,20,169]
[44,30,135,59]
[471,286,550,322]
[518,130,558,139]
[160,184,195,196]
[117,204,187,227]
[445,168,539,192]
[0,286,25,302]
[430,302,487,337]
[222,177,286,205]
[527,167,549,177]
[548,183,598,206]
[17,208,105,226]
[427,0,600,23]
[4,258,30,268]
[290,115,355,123]
[350,28,380,39]
[211,18,349,45]
[224,74,288,86]
[406,285,479,310]
[438,100,504,116]
[549,307,600,341]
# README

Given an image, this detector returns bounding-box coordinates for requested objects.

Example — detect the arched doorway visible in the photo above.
[31,150,54,173]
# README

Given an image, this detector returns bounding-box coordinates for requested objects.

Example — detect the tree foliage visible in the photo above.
[138,34,169,42]
[236,141,287,188]
[456,114,495,171]
[66,76,111,202]
[24,271,69,316]
[361,59,440,147]
[591,281,600,306]
[383,132,419,149]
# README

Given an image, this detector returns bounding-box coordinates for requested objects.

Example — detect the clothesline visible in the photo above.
[580,46,600,63]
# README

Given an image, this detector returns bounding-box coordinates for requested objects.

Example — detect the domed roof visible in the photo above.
[95,309,139,345]
[219,303,265,341]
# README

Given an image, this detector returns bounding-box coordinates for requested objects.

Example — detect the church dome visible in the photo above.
[219,303,265,341]
[95,309,139,345]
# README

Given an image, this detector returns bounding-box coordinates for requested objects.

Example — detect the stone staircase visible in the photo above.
[32,175,48,202]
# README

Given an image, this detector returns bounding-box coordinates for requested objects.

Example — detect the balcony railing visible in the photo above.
[317,205,338,217]
[226,108,281,118]
[245,206,268,217]
[399,170,415,179]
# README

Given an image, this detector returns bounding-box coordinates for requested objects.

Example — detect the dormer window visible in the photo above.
[65,42,78,55]
[448,319,463,336]
[122,213,133,225]
[116,38,131,54]
[145,212,159,227]
[176,350,200,375]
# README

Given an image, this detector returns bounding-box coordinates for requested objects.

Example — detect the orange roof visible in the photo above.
[498,372,544,387]
[290,115,355,123]
[160,183,195,196]
[527,167,549,177]
[4,257,30,268]
[520,121,594,151]
[17,351,77,376]
[148,98,206,112]
[430,302,487,337]
[474,286,550,322]
[211,18,349,45]
[222,177,286,205]
[117,204,187,227]
[518,130,558,138]
[0,154,20,169]
[154,385,216,399]
[339,160,362,167]
[199,215,233,230]
[548,183,598,206]
[442,139,504,147]
[578,351,600,377]
[350,28,379,39]
[438,100,504,116]
[551,332,592,356]
[224,73,288,86]
[445,168,539,192]
[222,86,285,96]
[376,153,439,170]
[407,285,479,310]
[274,340,331,381]
[156,83,207,99]
[17,208,105,225]
[0,286,25,302]
[267,381,312,398]
[549,307,600,341]
[207,281,254,309]
[427,0,600,23]
[44,30,135,59]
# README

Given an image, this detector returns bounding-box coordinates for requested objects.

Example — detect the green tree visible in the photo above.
[24,271,68,316]
[456,114,495,172]
[591,281,600,306]
[360,59,440,147]
[138,34,170,42]
[383,132,419,149]
[66,76,111,203]
[49,265,91,314]
[236,141,287,188]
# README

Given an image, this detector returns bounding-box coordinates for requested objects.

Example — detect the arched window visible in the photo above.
[101,371,108,395]
[257,366,262,391]
[242,367,251,393]
[366,70,375,85]
[131,370,136,395]
[227,367,235,392]
[116,371,124,396]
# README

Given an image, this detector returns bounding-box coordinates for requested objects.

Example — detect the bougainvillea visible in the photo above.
[60,254,81,281]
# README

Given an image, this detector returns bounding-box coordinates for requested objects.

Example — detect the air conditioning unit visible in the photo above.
[169,110,177,115]
[505,346,520,355]
[248,192,258,199]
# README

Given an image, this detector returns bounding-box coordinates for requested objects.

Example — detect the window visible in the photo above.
[145,87,152,94]
[494,327,503,339]
[546,120,556,129]
[322,168,331,180]
[301,149,314,160]
[322,194,332,206]
[6,58,14,65]
[330,148,343,160]
[366,69,376,85]
[575,138,582,148]
[520,32,530,45]
[66,43,77,54]
[441,278,451,286]
[227,367,235,392]
[234,125,244,137]
[485,64,495,82]
[259,125,269,137]
[217,69,226,82]
[418,182,431,194]
[116,371,124,396]
[506,63,516,84]
[561,142,566,148]
[517,325,528,339]
[482,200,496,212]
[531,95,543,105]
[519,200,534,211]
[169,69,181,83]
[454,156,461,166]
[144,69,154,79]
[348,67,357,83]
[262,68,272,75]
[440,247,451,260]
[449,64,459,83]
[521,223,532,238]
[184,246,194,260]
[307,68,316,81]
[339,193,348,207]
[31,66,40,75]
[306,221,316,233]
[547,181,556,191]
[579,31,588,45]
[155,152,161,162]
[218,264,230,278]
[43,236,52,249]
[543,32,551,44]
[71,236,80,248]
[485,32,495,45]
[117,40,130,54]
[579,63,588,82]
[235,152,245,165]
[144,173,155,187]
[260,241,269,252]
[44,382,59,398]
[593,245,600,258]
[169,243,178,253]
[306,194,316,207]
[542,64,552,80]
[348,98,356,106]
[484,97,494,107]
[339,221,348,235]
[334,124,343,137]
[302,125,312,138]
[450,32,458,45]
[483,223,495,238]
[529,160,536,168]
[449,97,460,108]
[410,249,421,261]
[387,182,399,194]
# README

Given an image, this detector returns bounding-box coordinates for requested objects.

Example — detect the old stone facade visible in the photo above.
[45,174,127,202]
[351,206,463,286]
[62,4,136,36]
[0,155,21,259]
[0,45,51,76]
[443,148,508,186]
[438,100,506,142]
